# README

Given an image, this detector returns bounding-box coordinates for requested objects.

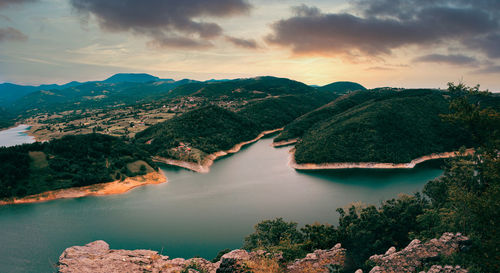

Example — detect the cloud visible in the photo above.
[0,27,27,42]
[466,33,500,58]
[474,65,500,74]
[225,36,258,49]
[266,1,500,59]
[0,0,37,9]
[70,0,251,49]
[414,54,477,65]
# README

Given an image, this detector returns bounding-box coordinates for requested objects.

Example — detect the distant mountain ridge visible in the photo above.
[318,81,366,94]
[103,73,163,83]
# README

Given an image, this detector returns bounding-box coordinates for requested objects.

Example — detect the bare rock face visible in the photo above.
[287,243,346,273]
[368,233,470,273]
[58,240,218,273]
[422,265,468,273]
[216,249,282,272]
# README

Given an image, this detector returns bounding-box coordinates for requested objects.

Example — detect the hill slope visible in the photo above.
[318,81,366,94]
[135,105,261,163]
[167,76,316,99]
[103,73,161,83]
[284,89,477,164]
[0,134,157,199]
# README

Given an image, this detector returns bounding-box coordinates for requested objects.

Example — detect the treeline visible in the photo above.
[0,134,157,199]
[243,84,500,272]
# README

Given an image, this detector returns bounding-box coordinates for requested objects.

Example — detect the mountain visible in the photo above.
[103,73,161,83]
[282,89,477,164]
[10,79,197,115]
[236,93,336,131]
[318,81,366,94]
[167,76,316,99]
[135,105,261,163]
[0,81,82,106]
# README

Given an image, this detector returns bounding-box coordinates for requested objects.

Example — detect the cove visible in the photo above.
[0,124,35,147]
[0,130,443,272]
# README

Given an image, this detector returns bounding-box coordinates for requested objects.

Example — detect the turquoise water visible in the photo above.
[0,127,443,272]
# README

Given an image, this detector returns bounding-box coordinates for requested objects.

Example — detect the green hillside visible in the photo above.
[0,134,157,199]
[237,93,336,131]
[135,105,261,163]
[289,89,478,164]
[318,81,366,94]
[274,90,383,142]
[168,76,316,100]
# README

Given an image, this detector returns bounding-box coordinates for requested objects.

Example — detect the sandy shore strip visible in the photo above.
[271,138,299,147]
[154,128,283,173]
[0,171,167,206]
[289,148,475,170]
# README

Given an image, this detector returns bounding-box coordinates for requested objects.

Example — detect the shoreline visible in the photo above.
[289,148,475,170]
[25,123,49,142]
[0,171,167,206]
[154,128,284,173]
[271,138,298,147]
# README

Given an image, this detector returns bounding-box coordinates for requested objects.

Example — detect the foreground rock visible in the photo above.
[287,243,345,273]
[58,241,345,273]
[58,240,219,273]
[368,233,470,273]
[58,233,469,273]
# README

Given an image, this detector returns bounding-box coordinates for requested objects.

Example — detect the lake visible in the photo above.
[0,125,443,272]
[0,124,35,147]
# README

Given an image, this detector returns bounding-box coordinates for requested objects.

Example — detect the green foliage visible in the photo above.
[0,134,156,199]
[275,90,383,142]
[136,105,261,162]
[318,81,366,94]
[291,89,476,164]
[212,248,232,263]
[169,76,316,100]
[237,94,335,131]
[243,218,306,261]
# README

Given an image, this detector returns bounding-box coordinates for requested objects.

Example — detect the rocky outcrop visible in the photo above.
[58,233,469,273]
[287,243,345,273]
[58,240,219,273]
[368,233,470,273]
[58,242,342,273]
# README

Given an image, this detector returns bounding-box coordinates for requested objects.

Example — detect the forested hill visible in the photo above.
[166,76,317,99]
[11,80,197,115]
[318,81,366,94]
[279,88,493,164]
[135,105,262,163]
[0,134,157,199]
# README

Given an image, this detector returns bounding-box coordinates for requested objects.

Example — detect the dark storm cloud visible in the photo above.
[266,1,500,59]
[0,26,27,42]
[70,0,251,49]
[466,34,500,59]
[147,34,213,49]
[225,36,258,49]
[0,0,37,9]
[414,54,477,65]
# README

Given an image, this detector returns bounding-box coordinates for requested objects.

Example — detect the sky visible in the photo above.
[0,0,499,90]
